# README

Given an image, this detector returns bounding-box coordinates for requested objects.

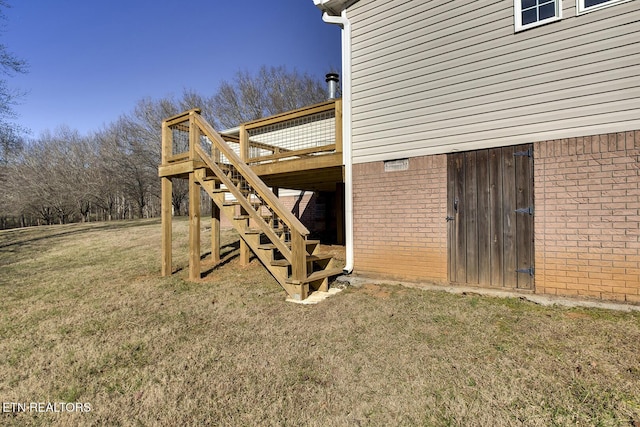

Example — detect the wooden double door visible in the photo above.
[447,145,534,290]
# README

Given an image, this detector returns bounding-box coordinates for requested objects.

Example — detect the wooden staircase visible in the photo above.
[189,114,343,300]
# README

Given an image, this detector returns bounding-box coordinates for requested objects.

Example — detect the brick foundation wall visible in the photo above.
[534,131,640,303]
[352,155,448,283]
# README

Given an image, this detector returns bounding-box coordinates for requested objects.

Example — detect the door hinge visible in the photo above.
[513,148,533,157]
[514,206,533,215]
[516,267,535,277]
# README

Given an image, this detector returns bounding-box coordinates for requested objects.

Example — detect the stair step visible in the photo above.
[234,214,269,221]
[270,254,334,267]
[223,200,263,208]
[258,240,320,251]
[307,254,334,263]
[247,228,287,235]
[232,213,277,222]
[285,268,344,285]
[257,243,277,250]
[205,172,239,185]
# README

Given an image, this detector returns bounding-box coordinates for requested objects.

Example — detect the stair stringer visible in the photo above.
[189,113,346,300]
[196,173,307,299]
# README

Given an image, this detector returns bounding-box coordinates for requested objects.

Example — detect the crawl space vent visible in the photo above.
[384,158,409,172]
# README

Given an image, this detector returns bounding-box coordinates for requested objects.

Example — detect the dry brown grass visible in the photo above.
[1,218,639,426]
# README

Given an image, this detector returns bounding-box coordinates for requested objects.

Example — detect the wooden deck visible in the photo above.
[159,101,345,300]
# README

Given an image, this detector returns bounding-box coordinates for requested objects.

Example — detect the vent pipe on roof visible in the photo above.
[325,73,340,99]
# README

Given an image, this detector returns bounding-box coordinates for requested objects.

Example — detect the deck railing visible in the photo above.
[240,99,342,165]
[163,99,342,168]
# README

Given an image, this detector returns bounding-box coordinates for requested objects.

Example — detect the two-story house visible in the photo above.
[314,0,640,303]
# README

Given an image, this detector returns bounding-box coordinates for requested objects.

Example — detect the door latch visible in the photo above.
[516,267,535,277]
[446,216,455,222]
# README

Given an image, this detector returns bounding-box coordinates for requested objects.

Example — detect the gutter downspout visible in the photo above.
[322,10,353,274]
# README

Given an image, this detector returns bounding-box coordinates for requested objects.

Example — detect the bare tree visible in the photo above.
[212,65,326,129]
[0,1,27,148]
[6,127,92,225]
[179,89,217,125]
[0,1,28,227]
[1,64,330,228]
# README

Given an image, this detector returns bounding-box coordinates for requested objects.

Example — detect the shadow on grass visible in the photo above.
[201,241,242,277]
[0,219,160,250]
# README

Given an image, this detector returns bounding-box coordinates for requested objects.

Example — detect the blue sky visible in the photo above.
[2,0,341,137]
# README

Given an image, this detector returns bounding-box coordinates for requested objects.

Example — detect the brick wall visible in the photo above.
[534,131,640,303]
[352,155,448,283]
[278,191,322,234]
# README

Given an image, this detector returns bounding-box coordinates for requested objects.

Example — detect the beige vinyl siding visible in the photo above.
[348,0,640,164]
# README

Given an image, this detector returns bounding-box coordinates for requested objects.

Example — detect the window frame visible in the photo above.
[576,0,632,14]
[514,0,563,32]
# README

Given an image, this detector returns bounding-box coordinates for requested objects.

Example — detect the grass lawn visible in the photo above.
[1,218,639,426]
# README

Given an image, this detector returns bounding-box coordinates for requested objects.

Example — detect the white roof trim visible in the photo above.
[220,126,239,136]
[313,0,353,15]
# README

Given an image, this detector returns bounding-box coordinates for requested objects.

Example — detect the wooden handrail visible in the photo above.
[243,100,337,130]
[221,134,240,144]
[193,114,310,237]
[247,144,336,163]
[163,108,201,127]
[166,153,190,163]
[248,139,291,154]
[221,133,293,155]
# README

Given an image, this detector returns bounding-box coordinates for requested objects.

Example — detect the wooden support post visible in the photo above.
[161,177,172,276]
[272,187,279,229]
[161,120,173,276]
[239,123,251,267]
[188,114,201,280]
[239,205,250,267]
[239,124,249,163]
[211,197,220,265]
[161,120,173,166]
[189,111,199,161]
[211,144,221,265]
[188,173,201,280]
[239,241,250,266]
[291,232,308,300]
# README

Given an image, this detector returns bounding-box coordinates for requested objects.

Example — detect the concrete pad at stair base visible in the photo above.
[286,287,344,304]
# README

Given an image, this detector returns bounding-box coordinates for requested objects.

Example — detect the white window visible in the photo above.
[514,0,562,31]
[577,0,632,14]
